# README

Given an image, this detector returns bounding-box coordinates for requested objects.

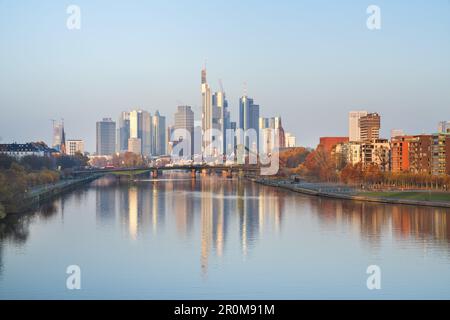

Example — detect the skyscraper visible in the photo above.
[116,111,130,153]
[239,96,260,153]
[152,110,166,156]
[96,118,116,156]
[348,111,368,142]
[52,120,66,154]
[174,105,195,157]
[201,68,213,156]
[129,110,152,157]
[212,90,230,156]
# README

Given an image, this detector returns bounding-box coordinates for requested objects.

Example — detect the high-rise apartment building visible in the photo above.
[174,105,195,157]
[348,111,368,142]
[96,118,116,156]
[359,113,380,142]
[66,139,84,156]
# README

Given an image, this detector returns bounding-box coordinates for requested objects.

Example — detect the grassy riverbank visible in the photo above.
[254,177,450,208]
[361,191,450,202]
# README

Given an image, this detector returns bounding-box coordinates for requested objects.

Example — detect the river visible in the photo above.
[1,174,450,299]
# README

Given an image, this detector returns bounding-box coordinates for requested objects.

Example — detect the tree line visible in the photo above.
[276,147,450,191]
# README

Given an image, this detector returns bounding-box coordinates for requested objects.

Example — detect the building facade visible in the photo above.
[349,111,368,142]
[359,113,381,142]
[409,135,432,174]
[431,133,450,175]
[174,105,195,157]
[116,111,130,153]
[66,139,84,156]
[96,118,116,156]
[239,96,260,153]
[152,110,166,156]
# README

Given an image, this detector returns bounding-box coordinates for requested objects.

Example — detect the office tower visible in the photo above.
[348,111,368,142]
[284,133,296,148]
[174,105,195,157]
[201,68,213,156]
[438,121,450,133]
[96,118,116,156]
[128,138,142,155]
[359,112,380,142]
[152,110,166,156]
[212,90,230,156]
[117,111,130,153]
[52,120,66,154]
[66,139,84,156]
[129,110,152,157]
[239,96,260,153]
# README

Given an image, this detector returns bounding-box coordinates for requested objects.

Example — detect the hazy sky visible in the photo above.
[1,0,449,152]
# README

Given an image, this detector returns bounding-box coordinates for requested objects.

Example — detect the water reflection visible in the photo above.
[1,174,450,284]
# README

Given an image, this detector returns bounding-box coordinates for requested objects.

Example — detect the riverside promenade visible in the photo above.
[254,178,450,209]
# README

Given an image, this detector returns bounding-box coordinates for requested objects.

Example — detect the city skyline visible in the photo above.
[1,1,449,152]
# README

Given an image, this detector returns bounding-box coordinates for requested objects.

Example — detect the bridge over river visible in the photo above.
[73,164,261,179]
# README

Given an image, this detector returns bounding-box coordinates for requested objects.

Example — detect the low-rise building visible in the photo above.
[0,142,56,159]
[66,139,84,156]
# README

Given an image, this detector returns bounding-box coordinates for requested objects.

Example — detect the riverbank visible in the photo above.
[0,174,102,218]
[253,177,450,209]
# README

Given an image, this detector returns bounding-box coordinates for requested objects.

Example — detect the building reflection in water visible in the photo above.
[3,175,450,280]
[310,197,450,251]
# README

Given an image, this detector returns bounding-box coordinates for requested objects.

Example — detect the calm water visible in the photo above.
[1,174,450,299]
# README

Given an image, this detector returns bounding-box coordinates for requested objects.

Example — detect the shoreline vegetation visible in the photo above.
[2,145,450,217]
[253,177,450,209]
[262,147,450,208]
[0,151,91,219]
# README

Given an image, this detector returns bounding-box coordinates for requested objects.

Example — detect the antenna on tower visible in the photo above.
[243,81,248,96]
[218,79,224,93]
